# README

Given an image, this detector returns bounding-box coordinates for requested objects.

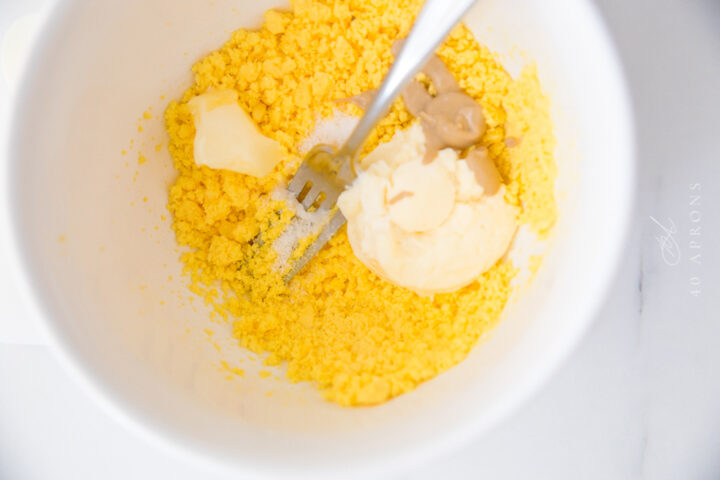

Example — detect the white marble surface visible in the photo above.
[1,0,719,478]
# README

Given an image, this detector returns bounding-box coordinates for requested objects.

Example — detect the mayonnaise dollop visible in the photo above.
[338,124,518,295]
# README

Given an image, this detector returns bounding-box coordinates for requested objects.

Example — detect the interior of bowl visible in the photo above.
[8,0,633,476]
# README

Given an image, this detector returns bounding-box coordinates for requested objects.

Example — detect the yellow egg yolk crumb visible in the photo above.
[164,0,556,406]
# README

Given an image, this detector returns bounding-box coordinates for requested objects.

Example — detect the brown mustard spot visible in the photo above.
[464,146,502,196]
[388,190,415,204]
[504,136,520,148]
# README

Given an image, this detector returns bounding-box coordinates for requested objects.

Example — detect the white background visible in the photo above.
[1,0,719,478]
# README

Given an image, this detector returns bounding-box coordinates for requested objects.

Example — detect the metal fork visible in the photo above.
[278,0,479,282]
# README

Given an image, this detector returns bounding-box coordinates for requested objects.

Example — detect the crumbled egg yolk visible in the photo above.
[164,0,556,406]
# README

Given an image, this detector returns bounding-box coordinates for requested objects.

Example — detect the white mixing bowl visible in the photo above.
[5,0,633,477]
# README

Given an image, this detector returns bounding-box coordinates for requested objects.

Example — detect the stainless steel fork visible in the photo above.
[277,0,479,282]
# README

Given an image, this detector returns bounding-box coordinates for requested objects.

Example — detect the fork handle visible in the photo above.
[338,0,478,163]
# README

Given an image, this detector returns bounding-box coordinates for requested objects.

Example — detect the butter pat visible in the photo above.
[188,89,283,177]
[338,124,518,295]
